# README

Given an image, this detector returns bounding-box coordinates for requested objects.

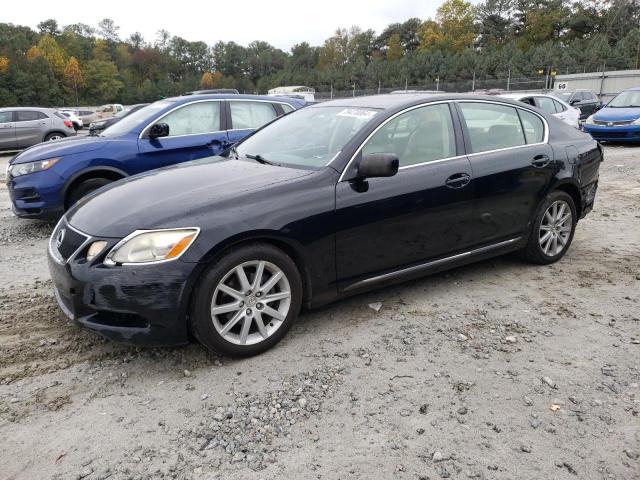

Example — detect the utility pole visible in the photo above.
[436,76,440,91]
[404,77,408,92]
[471,71,476,92]
[352,83,356,98]
[378,79,381,95]
[506,67,511,91]
[330,83,333,100]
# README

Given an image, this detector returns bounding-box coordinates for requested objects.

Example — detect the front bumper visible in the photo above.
[583,124,640,142]
[47,224,196,347]
[7,168,65,219]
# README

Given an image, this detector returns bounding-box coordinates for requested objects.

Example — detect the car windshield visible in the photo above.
[234,106,379,168]
[551,92,572,101]
[101,101,175,137]
[607,91,640,108]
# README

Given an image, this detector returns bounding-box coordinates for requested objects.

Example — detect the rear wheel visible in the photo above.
[190,243,302,357]
[44,132,65,141]
[521,190,577,264]
[65,177,112,209]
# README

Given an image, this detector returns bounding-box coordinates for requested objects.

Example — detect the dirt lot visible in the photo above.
[0,145,638,480]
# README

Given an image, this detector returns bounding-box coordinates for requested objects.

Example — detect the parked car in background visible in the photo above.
[46,94,602,356]
[7,94,305,218]
[583,87,640,142]
[268,86,315,102]
[89,103,149,136]
[98,104,125,118]
[60,110,83,131]
[499,93,580,128]
[74,109,101,125]
[0,107,76,150]
[184,89,239,95]
[551,89,601,119]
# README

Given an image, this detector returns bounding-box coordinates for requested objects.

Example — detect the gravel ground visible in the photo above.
[0,145,638,480]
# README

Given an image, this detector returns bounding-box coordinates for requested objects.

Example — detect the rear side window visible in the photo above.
[160,101,221,137]
[459,102,525,153]
[553,100,566,112]
[362,103,456,167]
[16,110,47,122]
[280,103,294,114]
[230,101,277,129]
[518,110,544,144]
[54,112,67,120]
[535,97,557,114]
[0,111,13,123]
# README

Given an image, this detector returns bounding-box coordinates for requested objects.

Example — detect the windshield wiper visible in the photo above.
[245,154,279,166]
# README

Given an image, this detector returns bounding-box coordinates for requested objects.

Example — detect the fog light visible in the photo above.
[86,241,107,261]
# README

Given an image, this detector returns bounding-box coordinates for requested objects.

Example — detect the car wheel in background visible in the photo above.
[65,177,113,208]
[190,243,303,357]
[521,190,577,265]
[44,133,65,141]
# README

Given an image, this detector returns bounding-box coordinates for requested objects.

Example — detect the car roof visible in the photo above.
[0,106,55,112]
[308,93,533,111]
[624,87,640,91]
[168,93,305,107]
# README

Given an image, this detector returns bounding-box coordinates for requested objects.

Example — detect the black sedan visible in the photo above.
[48,94,602,357]
[88,103,149,135]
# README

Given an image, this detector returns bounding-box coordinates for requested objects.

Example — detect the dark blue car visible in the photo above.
[583,87,640,142]
[6,94,304,219]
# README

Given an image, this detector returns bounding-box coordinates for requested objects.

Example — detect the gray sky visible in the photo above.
[4,0,459,51]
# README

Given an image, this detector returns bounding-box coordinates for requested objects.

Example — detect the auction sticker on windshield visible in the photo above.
[336,108,378,119]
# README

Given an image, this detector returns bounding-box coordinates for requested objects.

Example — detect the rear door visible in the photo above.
[137,100,228,173]
[456,101,554,245]
[226,100,279,146]
[0,111,16,149]
[14,110,48,147]
[335,102,474,285]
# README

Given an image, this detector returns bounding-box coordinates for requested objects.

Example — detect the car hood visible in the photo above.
[67,157,314,238]
[11,135,110,164]
[593,107,640,122]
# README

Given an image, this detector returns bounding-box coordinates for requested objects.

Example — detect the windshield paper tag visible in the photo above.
[337,109,377,119]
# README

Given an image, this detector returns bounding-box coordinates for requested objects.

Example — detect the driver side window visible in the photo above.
[160,101,221,137]
[361,103,456,167]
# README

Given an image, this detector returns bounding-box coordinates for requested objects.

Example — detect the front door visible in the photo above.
[137,100,228,173]
[335,102,474,286]
[456,101,555,245]
[0,111,16,150]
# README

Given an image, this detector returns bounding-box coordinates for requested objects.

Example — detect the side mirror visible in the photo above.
[357,153,399,179]
[149,123,169,139]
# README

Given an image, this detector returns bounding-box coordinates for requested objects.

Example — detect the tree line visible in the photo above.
[0,0,638,107]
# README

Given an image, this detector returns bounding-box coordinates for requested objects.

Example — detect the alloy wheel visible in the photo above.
[48,134,63,141]
[210,260,291,346]
[539,200,573,257]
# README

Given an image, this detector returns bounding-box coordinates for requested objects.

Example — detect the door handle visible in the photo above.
[444,173,471,189]
[531,154,550,168]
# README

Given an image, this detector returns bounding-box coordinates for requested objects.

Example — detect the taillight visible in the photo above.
[63,119,73,128]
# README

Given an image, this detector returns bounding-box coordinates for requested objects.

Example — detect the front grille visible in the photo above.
[593,119,634,126]
[50,220,90,262]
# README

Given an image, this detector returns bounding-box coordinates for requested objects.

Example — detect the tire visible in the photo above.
[44,132,65,142]
[190,243,303,357]
[65,177,113,209]
[520,190,577,265]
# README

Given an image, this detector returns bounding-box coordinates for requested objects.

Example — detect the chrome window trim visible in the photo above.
[104,227,201,266]
[48,217,92,265]
[227,98,297,108]
[343,237,522,292]
[138,99,223,140]
[337,100,456,182]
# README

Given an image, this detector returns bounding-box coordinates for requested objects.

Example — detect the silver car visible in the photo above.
[0,107,76,150]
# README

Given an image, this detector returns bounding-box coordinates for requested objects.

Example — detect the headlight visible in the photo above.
[585,115,595,125]
[9,157,61,177]
[86,241,108,262]
[104,228,199,266]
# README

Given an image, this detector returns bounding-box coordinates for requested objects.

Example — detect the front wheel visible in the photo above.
[190,243,303,357]
[65,177,113,209]
[521,191,577,264]
[44,133,65,141]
